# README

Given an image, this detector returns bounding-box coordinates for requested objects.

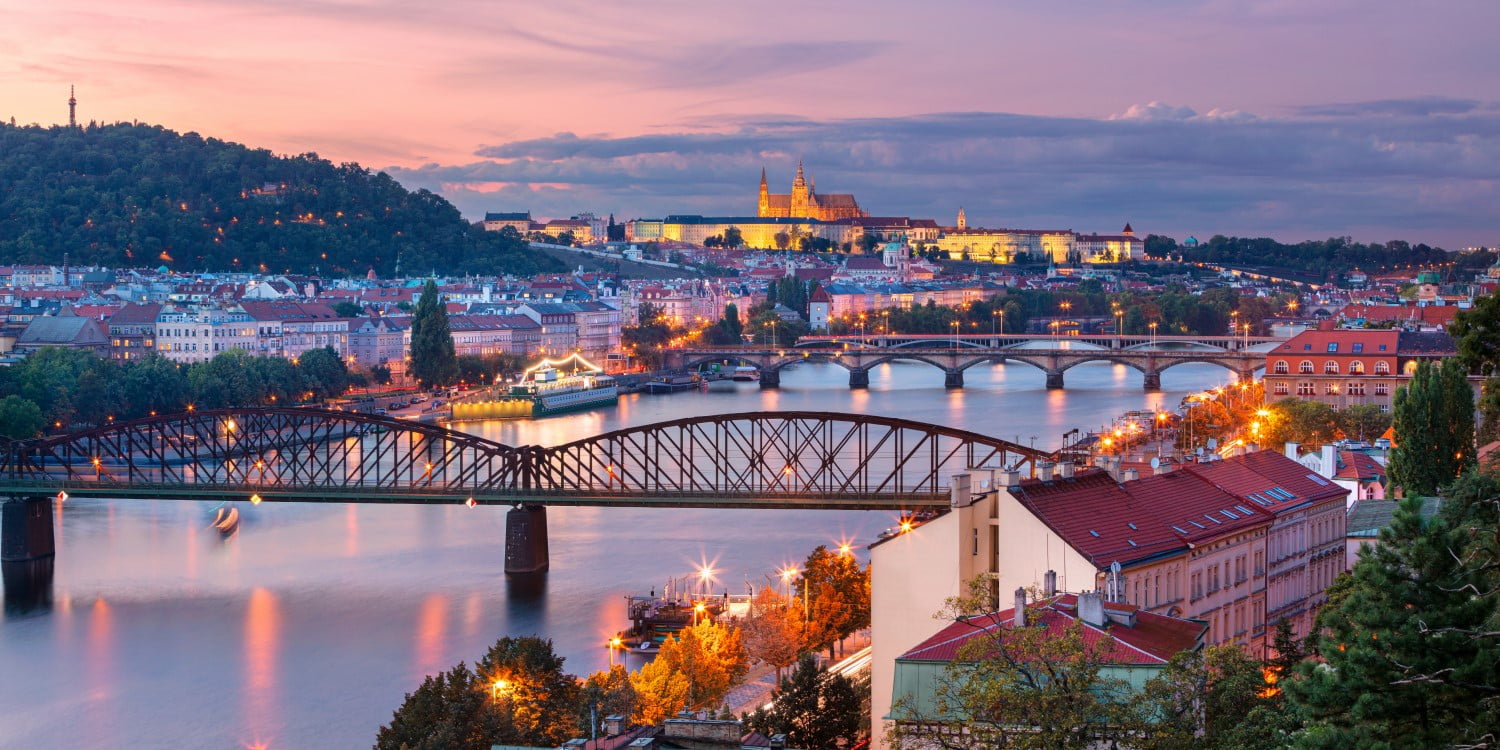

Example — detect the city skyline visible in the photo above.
[2,0,1497,246]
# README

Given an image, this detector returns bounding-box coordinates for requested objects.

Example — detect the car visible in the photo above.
[375,408,388,416]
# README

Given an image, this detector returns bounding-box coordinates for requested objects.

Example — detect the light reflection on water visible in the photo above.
[0,361,1231,748]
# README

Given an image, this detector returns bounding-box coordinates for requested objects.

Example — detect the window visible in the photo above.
[1274,382,1289,395]
[1404,361,1419,375]
[1348,382,1365,396]
[1375,383,1390,396]
[1299,360,1314,374]
[1381,404,1391,413]
[1274,360,1289,374]
[1327,342,1339,352]
[1352,343,1364,353]
[1298,382,1315,395]
[1349,360,1365,374]
[1324,360,1340,374]
[1379,344,1388,351]
[1191,572,1203,600]
[1375,361,1390,374]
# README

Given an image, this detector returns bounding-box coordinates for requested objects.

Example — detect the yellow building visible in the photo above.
[936,228,1075,264]
[757,162,867,221]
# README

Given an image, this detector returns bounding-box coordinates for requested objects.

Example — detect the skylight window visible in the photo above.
[1171,525,1188,534]
[1127,522,1138,530]
[1222,509,1239,519]
[1189,520,1205,529]
[1089,529,1100,537]
[1127,540,1138,547]
[1235,505,1255,515]
[1305,474,1330,486]
[1205,514,1222,525]
[1248,493,1272,506]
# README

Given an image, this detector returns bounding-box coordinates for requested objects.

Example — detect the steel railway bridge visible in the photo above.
[666,333,1278,390]
[0,408,1049,573]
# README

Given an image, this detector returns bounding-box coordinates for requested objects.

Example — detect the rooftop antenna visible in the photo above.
[68,85,77,128]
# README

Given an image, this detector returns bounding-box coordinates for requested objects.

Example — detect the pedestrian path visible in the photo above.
[725,630,872,716]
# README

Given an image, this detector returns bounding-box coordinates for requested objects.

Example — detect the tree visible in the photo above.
[1334,404,1391,443]
[890,579,1134,749]
[774,231,791,251]
[0,395,46,439]
[797,545,870,657]
[1287,486,1499,749]
[375,662,518,750]
[1451,290,1500,375]
[622,301,677,369]
[475,636,582,746]
[1131,644,1302,750]
[744,653,862,748]
[118,353,190,416]
[1389,359,1474,496]
[631,619,747,718]
[576,665,637,738]
[409,279,458,387]
[723,226,743,249]
[741,585,806,684]
[332,300,364,318]
[296,345,349,399]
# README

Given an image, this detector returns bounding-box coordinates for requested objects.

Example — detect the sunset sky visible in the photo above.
[2,0,1497,246]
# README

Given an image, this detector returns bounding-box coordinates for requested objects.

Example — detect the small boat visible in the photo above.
[211,506,240,536]
[731,365,759,382]
[644,375,699,394]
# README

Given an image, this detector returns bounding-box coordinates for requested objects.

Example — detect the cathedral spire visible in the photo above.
[794,160,806,188]
[760,166,767,188]
[68,85,77,128]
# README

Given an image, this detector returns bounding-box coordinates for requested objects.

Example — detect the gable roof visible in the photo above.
[898,593,1206,666]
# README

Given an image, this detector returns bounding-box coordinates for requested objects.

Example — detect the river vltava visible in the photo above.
[0,361,1230,749]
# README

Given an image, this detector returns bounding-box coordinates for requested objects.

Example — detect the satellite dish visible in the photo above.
[1206,438,1218,450]
[1110,561,1122,575]
[1150,457,1160,469]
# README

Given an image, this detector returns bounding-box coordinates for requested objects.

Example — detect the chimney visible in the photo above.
[1056,461,1075,479]
[1122,467,1139,482]
[1105,456,1122,481]
[603,715,626,736]
[1078,591,1107,628]
[1284,441,1300,459]
[1321,444,1337,477]
[1155,460,1172,476]
[998,469,1021,489]
[1013,587,1027,627]
[950,472,973,509]
[1043,570,1057,597]
[1037,461,1054,482]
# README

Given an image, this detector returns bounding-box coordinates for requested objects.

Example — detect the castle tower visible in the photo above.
[957,207,967,229]
[68,85,76,128]
[791,160,809,217]
[1122,222,1134,236]
[758,167,769,216]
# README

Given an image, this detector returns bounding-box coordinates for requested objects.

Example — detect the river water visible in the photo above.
[0,361,1229,749]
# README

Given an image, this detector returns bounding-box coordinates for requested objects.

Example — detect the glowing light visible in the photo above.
[250,494,262,505]
[900,519,914,533]
[465,497,476,508]
[491,679,511,699]
[838,543,853,556]
[56,491,68,501]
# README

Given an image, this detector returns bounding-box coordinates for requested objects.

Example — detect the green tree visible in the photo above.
[1451,290,1500,375]
[409,279,458,387]
[1132,644,1303,750]
[622,302,677,369]
[723,226,743,249]
[118,353,190,416]
[0,395,46,439]
[1334,404,1391,443]
[744,653,862,749]
[375,662,517,750]
[576,665,637,739]
[1288,487,1499,749]
[332,300,364,318]
[296,345,350,399]
[890,578,1134,749]
[1389,359,1474,495]
[475,636,582,746]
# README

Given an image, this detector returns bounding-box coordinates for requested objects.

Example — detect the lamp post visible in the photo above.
[951,319,960,350]
[1150,321,1158,347]
[609,636,623,667]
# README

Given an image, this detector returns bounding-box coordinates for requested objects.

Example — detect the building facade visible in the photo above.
[756,162,867,221]
[1263,329,1457,412]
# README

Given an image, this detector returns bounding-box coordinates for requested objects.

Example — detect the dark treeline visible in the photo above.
[0,347,356,439]
[0,122,565,277]
[1147,233,1494,279]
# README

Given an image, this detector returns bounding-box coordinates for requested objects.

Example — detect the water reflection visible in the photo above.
[2,558,54,616]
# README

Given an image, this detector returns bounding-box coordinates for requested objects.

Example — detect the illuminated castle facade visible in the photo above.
[757,162,867,221]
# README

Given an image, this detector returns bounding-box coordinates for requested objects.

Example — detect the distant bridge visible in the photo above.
[668,333,1276,390]
[0,408,1050,573]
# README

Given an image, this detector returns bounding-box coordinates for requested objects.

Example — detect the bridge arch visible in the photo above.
[1156,358,1264,378]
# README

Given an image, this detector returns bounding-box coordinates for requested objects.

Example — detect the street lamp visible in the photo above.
[491,678,512,701]
[1149,321,1158,347]
[608,636,624,667]
[951,319,960,349]
[693,601,707,626]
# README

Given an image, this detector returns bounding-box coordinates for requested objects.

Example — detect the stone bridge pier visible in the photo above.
[1045,370,1065,389]
[944,370,964,389]
[1142,371,1162,391]
[2,497,54,563]
[759,369,781,389]
[849,368,870,389]
[504,504,549,574]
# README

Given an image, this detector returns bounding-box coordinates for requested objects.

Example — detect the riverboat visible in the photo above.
[731,365,759,381]
[643,374,699,394]
[450,354,617,419]
[613,577,750,654]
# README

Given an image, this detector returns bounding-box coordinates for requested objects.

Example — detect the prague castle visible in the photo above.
[757,162,867,221]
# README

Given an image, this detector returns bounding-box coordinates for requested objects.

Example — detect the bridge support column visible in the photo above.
[1045,370,1065,390]
[1236,369,1257,384]
[944,370,964,389]
[1142,371,1162,392]
[504,505,549,574]
[759,369,780,390]
[2,497,54,562]
[849,369,870,389]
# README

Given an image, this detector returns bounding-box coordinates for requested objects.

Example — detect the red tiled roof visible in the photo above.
[899,594,1206,666]
[1335,451,1386,481]
[1338,304,1458,326]
[106,302,162,324]
[1009,470,1184,568]
[1182,450,1348,513]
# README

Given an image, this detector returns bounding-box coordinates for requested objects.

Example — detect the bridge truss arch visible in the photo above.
[0,408,1048,509]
